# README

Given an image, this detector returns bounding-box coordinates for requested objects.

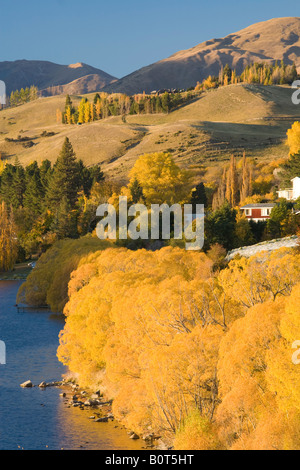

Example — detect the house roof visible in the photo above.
[240,203,276,209]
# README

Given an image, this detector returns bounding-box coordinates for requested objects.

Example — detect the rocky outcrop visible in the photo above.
[226,235,298,261]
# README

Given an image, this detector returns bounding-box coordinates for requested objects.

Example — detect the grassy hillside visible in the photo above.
[0,84,299,182]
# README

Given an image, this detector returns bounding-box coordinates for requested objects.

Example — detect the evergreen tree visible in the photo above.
[205,203,237,250]
[11,160,25,208]
[47,138,81,209]
[161,92,171,113]
[23,171,44,216]
[0,164,15,206]
[265,200,294,239]
[223,64,232,83]
[89,165,104,188]
[129,178,145,204]
[51,196,78,239]
[280,152,300,186]
[190,182,208,210]
[40,160,52,192]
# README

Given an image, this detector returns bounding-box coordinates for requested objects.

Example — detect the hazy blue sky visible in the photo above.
[0,0,298,78]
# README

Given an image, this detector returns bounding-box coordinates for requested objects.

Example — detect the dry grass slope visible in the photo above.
[0,83,298,182]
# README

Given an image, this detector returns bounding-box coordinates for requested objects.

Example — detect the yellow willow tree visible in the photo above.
[174,410,223,450]
[216,298,285,450]
[0,202,18,272]
[218,248,300,310]
[266,282,300,421]
[128,152,191,205]
[17,236,112,310]
[287,121,300,155]
[30,237,300,448]
[57,246,243,441]
[216,286,300,451]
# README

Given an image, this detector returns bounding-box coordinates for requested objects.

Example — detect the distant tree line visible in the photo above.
[60,91,195,124]
[195,61,298,91]
[7,86,38,107]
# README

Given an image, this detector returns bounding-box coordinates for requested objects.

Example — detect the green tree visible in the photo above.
[280,151,300,186]
[265,200,295,239]
[161,92,171,113]
[11,159,25,208]
[47,138,81,209]
[23,171,44,216]
[205,203,237,250]
[129,178,145,204]
[40,160,52,191]
[0,164,15,206]
[65,94,72,110]
[51,196,78,239]
[190,182,208,210]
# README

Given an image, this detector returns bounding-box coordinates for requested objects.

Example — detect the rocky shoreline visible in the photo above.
[20,379,166,449]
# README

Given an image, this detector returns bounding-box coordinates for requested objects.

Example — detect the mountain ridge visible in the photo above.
[0,59,117,95]
[103,17,300,94]
[1,17,300,97]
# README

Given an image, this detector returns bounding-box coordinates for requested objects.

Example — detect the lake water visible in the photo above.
[0,281,143,450]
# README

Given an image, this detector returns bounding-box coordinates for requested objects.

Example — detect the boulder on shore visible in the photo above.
[20,380,33,388]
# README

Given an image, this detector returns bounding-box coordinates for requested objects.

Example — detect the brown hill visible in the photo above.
[0,84,298,183]
[40,74,118,97]
[104,17,300,94]
[0,60,117,95]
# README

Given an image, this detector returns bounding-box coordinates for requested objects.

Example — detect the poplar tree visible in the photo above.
[240,153,252,202]
[0,202,18,271]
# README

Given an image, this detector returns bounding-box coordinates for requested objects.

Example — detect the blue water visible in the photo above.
[0,281,142,450]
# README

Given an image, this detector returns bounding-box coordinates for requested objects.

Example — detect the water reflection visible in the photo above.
[56,401,143,450]
[0,281,143,450]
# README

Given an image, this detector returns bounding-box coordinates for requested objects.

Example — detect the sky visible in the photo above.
[0,0,299,78]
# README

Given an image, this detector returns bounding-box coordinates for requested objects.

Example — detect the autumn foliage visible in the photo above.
[0,201,18,271]
[18,242,300,449]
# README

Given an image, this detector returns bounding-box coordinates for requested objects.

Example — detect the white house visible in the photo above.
[240,203,276,223]
[277,177,300,200]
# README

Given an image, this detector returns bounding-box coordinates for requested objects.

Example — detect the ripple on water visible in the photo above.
[0,281,143,450]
